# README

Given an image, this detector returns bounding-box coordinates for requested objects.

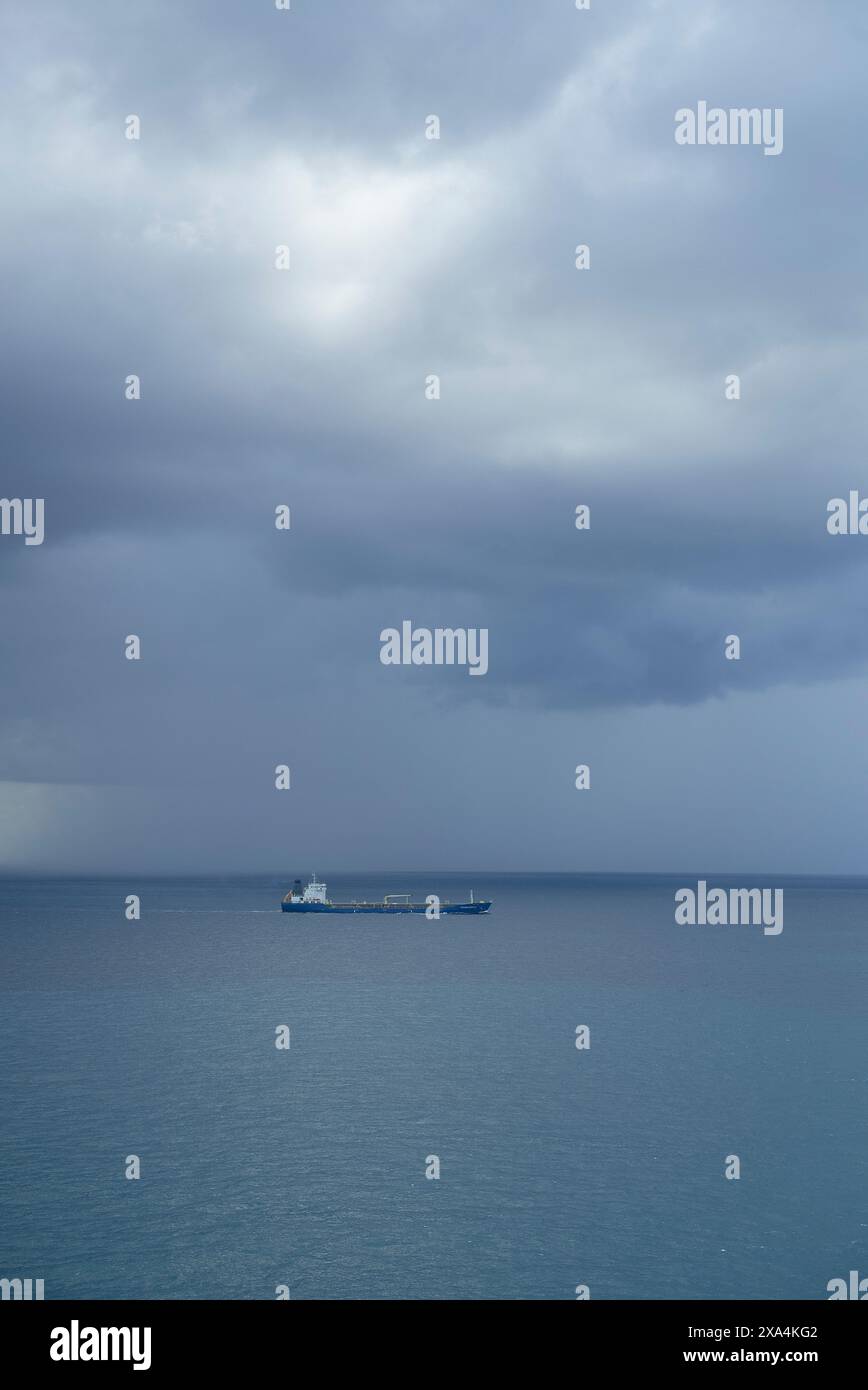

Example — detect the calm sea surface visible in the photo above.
[1,873,866,1300]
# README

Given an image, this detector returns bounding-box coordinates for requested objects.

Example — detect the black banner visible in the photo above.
[3,1299,863,1375]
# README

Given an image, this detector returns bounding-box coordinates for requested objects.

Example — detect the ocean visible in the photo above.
[1,872,866,1300]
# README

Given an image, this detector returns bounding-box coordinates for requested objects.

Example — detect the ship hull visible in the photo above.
[281,901,491,915]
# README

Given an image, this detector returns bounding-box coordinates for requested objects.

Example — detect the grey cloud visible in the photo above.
[3,0,868,870]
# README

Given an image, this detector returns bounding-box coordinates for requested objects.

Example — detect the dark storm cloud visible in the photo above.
[4,0,644,153]
[3,0,868,869]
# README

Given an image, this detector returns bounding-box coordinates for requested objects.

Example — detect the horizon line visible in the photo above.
[2,867,868,883]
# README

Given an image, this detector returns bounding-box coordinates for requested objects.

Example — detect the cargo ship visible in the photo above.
[281,876,491,915]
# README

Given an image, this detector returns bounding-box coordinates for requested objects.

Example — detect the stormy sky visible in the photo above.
[2,0,868,874]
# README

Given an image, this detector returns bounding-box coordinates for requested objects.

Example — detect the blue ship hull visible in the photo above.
[282,900,491,915]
